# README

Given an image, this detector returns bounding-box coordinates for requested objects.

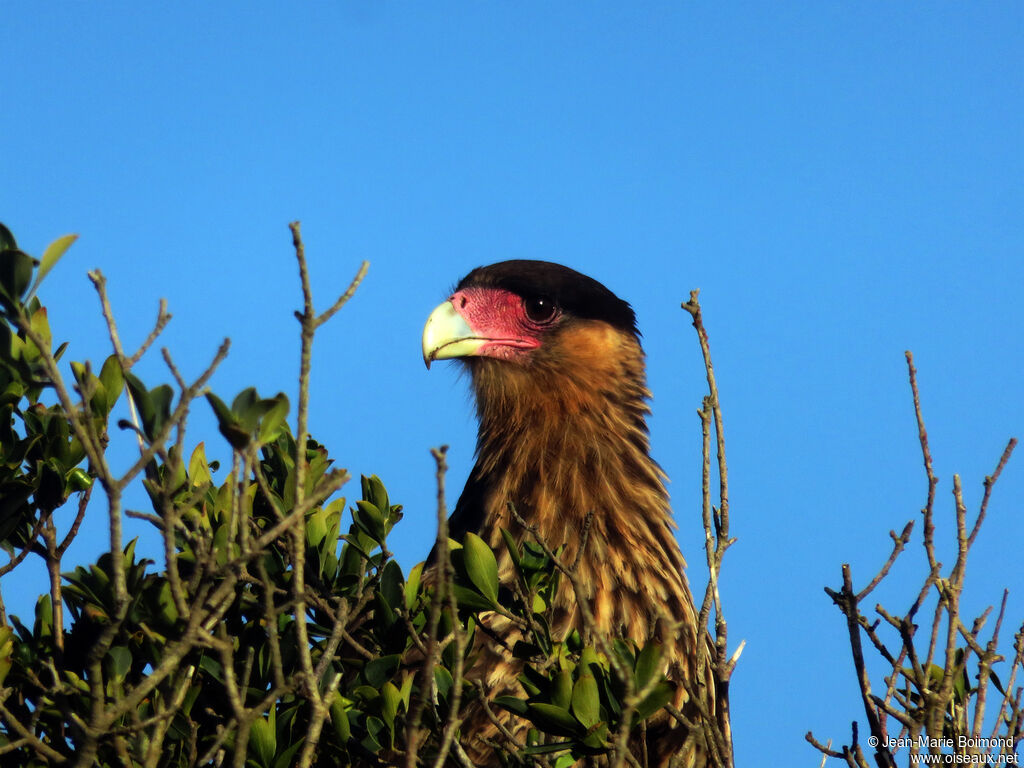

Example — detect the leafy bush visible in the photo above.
[0,223,711,768]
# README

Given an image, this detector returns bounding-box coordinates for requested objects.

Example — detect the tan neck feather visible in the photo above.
[466,328,696,645]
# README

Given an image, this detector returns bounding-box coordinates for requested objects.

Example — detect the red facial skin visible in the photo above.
[449,287,554,362]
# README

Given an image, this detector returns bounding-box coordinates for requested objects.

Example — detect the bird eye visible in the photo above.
[523,296,557,324]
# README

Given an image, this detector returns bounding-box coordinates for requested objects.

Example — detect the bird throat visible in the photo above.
[463,352,695,645]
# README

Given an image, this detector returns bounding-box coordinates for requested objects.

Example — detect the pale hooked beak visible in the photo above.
[422,299,488,368]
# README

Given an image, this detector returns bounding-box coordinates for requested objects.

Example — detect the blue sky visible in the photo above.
[4,2,1023,763]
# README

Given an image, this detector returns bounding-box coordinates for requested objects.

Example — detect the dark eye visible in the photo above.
[523,296,557,323]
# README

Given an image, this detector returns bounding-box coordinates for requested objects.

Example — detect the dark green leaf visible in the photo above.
[379,559,404,610]
[500,527,521,568]
[991,671,1005,695]
[147,384,173,437]
[230,387,259,417]
[360,715,385,753]
[493,695,529,715]
[0,249,34,306]
[633,680,675,721]
[124,373,153,436]
[205,392,249,449]
[522,740,576,755]
[0,224,16,251]
[107,645,132,682]
[353,500,387,543]
[271,742,303,768]
[363,654,400,688]
[525,703,582,738]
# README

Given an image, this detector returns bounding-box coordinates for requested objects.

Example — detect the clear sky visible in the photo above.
[4,2,1023,763]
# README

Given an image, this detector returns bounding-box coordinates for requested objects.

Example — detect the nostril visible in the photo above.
[459,295,468,309]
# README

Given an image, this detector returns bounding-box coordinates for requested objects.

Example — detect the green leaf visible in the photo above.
[105,646,132,685]
[493,695,529,715]
[500,527,521,568]
[353,500,387,543]
[362,474,389,513]
[633,680,675,721]
[522,741,576,756]
[991,670,1005,696]
[0,224,16,251]
[249,716,276,768]
[361,715,386,753]
[612,638,635,671]
[257,392,289,444]
[98,355,124,414]
[0,248,34,307]
[27,306,52,356]
[405,561,423,610]
[66,467,93,493]
[525,703,582,738]
[380,680,401,729]
[571,668,601,728]
[462,532,499,606]
[581,722,610,749]
[579,645,599,670]
[188,442,212,488]
[120,378,170,440]
[154,580,179,625]
[0,626,13,686]
[230,387,259,418]
[205,392,249,449]
[433,666,453,703]
[306,507,329,547]
[27,233,77,300]
[271,742,303,768]
[398,671,414,710]
[329,697,351,743]
[124,373,153,435]
[363,654,400,688]
[450,583,499,612]
[379,559,404,611]
[635,640,663,690]
[552,668,573,710]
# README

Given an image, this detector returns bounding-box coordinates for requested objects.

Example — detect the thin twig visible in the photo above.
[405,445,453,768]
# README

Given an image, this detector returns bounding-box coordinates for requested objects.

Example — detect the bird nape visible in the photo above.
[422,260,716,767]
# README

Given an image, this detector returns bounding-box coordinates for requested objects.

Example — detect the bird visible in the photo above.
[421,260,716,766]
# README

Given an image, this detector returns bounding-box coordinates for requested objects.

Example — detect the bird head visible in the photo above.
[422,260,639,371]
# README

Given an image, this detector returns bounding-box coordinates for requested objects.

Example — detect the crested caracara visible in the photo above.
[422,260,715,766]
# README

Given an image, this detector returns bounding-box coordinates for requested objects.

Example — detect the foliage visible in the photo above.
[0,222,722,768]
